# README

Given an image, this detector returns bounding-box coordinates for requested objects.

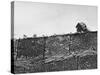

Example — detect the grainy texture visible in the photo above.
[11,31,97,74]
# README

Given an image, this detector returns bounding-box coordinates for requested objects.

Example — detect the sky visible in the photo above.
[14,1,97,38]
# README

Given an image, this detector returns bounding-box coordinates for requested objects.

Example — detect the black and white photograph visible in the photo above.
[11,1,97,74]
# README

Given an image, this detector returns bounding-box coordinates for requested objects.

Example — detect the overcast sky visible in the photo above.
[14,1,97,38]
